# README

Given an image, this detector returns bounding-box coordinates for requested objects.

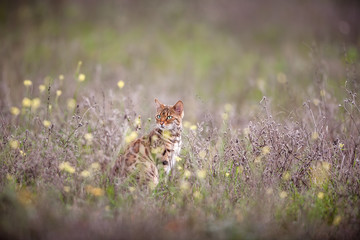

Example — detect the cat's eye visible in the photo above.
[157,115,161,119]
[167,116,172,120]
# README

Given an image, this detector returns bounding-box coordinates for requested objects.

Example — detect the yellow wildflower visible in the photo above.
[196,169,206,179]
[59,74,64,80]
[86,185,104,197]
[254,156,262,163]
[198,150,206,159]
[128,186,136,193]
[339,142,344,150]
[117,80,125,89]
[6,174,14,181]
[311,162,330,187]
[48,105,52,110]
[151,147,163,154]
[67,98,76,110]
[17,188,33,206]
[134,116,141,128]
[125,131,138,144]
[22,98,32,107]
[180,181,190,191]
[177,166,183,171]
[43,120,51,128]
[225,172,230,177]
[183,121,191,128]
[333,215,341,226]
[280,191,288,199]
[277,72,287,84]
[320,90,326,97]
[31,98,41,110]
[313,98,320,106]
[59,161,75,174]
[243,127,250,135]
[151,135,158,142]
[10,107,20,116]
[80,170,91,178]
[19,150,26,156]
[23,80,32,87]
[282,171,291,181]
[224,103,233,112]
[317,192,324,199]
[63,186,70,192]
[39,84,46,93]
[190,125,197,131]
[162,130,171,140]
[184,170,191,178]
[311,131,319,140]
[90,162,101,171]
[56,90,62,97]
[322,162,331,171]
[262,146,270,155]
[221,112,229,120]
[266,188,273,195]
[9,140,19,149]
[175,156,182,162]
[84,133,93,145]
[78,73,86,82]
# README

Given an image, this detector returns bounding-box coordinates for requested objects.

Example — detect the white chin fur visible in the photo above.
[158,123,175,130]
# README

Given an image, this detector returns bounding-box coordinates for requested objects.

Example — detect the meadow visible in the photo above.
[1,1,360,239]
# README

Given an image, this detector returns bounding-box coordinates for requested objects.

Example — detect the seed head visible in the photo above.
[117,80,125,89]
[78,73,86,82]
[23,80,32,87]
[10,107,20,116]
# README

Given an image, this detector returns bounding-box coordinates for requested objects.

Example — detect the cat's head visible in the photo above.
[155,99,184,130]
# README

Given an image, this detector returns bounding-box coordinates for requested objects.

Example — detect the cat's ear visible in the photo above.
[173,100,184,118]
[155,98,164,111]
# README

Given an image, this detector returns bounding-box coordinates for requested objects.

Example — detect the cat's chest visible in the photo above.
[170,137,182,168]
[173,138,182,156]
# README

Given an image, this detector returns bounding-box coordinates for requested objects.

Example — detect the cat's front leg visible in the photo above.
[160,148,174,174]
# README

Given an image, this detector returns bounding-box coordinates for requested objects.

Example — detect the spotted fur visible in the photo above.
[112,99,184,186]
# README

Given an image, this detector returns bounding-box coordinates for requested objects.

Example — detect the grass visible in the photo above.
[1,0,360,239]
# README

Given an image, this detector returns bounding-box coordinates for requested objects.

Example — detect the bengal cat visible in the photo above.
[112,99,184,187]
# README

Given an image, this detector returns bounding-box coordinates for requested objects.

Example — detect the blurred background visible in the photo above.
[0,0,359,122]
